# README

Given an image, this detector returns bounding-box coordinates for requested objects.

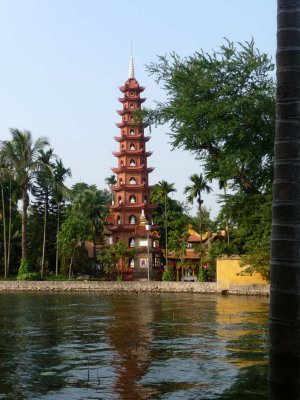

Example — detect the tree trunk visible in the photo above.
[165,194,168,268]
[41,196,48,279]
[269,1,300,398]
[55,203,60,276]
[69,249,75,280]
[21,188,28,260]
[1,183,7,278]
[7,177,12,275]
[198,198,203,279]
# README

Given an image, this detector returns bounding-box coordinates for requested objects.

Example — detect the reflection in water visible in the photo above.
[107,295,155,399]
[0,293,269,399]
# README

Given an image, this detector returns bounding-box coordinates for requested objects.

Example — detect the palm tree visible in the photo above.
[1,129,49,260]
[184,173,212,238]
[269,2,300,398]
[105,174,117,203]
[34,148,56,278]
[151,180,176,268]
[53,159,71,276]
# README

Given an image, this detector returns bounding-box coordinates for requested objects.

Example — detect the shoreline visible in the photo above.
[0,281,270,296]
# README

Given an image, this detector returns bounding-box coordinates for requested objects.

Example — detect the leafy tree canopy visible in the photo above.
[145,39,275,195]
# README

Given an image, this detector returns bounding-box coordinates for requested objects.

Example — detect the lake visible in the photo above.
[0,292,269,399]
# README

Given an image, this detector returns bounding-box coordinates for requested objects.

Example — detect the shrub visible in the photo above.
[162,266,174,281]
[17,258,39,281]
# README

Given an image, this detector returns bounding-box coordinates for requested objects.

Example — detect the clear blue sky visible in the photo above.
[0,0,276,218]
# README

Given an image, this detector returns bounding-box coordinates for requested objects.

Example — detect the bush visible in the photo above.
[17,258,40,281]
[162,266,174,281]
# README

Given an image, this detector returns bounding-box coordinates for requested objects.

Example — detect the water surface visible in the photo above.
[0,292,269,399]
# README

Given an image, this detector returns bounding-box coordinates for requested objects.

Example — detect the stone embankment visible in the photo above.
[0,281,270,296]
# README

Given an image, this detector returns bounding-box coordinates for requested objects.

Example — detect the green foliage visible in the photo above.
[146,39,275,195]
[71,182,110,246]
[17,258,39,280]
[214,193,272,279]
[146,39,275,278]
[58,213,92,262]
[197,266,205,282]
[168,223,190,259]
[98,241,134,278]
[151,185,192,251]
[162,265,174,281]
[1,129,50,260]
[58,213,92,256]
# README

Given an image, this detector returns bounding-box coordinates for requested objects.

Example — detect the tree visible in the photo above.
[98,241,134,279]
[184,173,212,237]
[105,174,117,204]
[168,215,191,281]
[34,148,56,278]
[53,159,72,275]
[151,180,176,267]
[0,153,9,277]
[58,213,92,279]
[269,1,300,398]
[1,129,49,261]
[145,39,275,195]
[146,39,275,277]
[72,183,110,257]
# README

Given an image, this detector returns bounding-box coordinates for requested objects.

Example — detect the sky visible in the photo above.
[0,0,276,218]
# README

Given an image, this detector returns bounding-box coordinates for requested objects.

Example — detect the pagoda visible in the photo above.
[106,57,160,279]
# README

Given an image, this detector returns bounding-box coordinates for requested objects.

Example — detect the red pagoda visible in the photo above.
[106,57,160,279]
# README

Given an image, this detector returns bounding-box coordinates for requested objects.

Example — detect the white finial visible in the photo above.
[129,55,134,79]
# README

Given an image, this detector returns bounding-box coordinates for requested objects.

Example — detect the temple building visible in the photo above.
[105,57,161,279]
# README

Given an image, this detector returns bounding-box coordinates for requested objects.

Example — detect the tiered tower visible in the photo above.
[106,57,160,277]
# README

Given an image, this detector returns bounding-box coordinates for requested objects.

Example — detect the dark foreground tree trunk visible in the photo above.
[21,188,28,260]
[269,1,300,398]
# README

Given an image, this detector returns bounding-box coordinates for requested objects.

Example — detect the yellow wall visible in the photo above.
[217,257,268,290]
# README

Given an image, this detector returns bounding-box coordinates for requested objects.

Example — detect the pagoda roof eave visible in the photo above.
[111,184,154,191]
[118,97,146,103]
[111,166,155,173]
[114,135,150,142]
[117,109,141,115]
[116,122,149,128]
[112,150,153,157]
[108,203,157,210]
[119,84,145,93]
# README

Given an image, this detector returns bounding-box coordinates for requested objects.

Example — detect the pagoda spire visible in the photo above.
[129,55,135,79]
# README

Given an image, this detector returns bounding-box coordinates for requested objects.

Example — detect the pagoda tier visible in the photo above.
[114,134,150,142]
[118,96,146,103]
[114,133,151,142]
[119,83,145,93]
[108,223,159,232]
[111,184,154,191]
[117,109,140,115]
[116,121,149,128]
[111,166,154,173]
[109,203,157,210]
[112,149,152,157]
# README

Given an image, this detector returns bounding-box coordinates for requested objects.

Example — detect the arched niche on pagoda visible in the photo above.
[129,237,135,247]
[129,195,136,203]
[129,215,137,224]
